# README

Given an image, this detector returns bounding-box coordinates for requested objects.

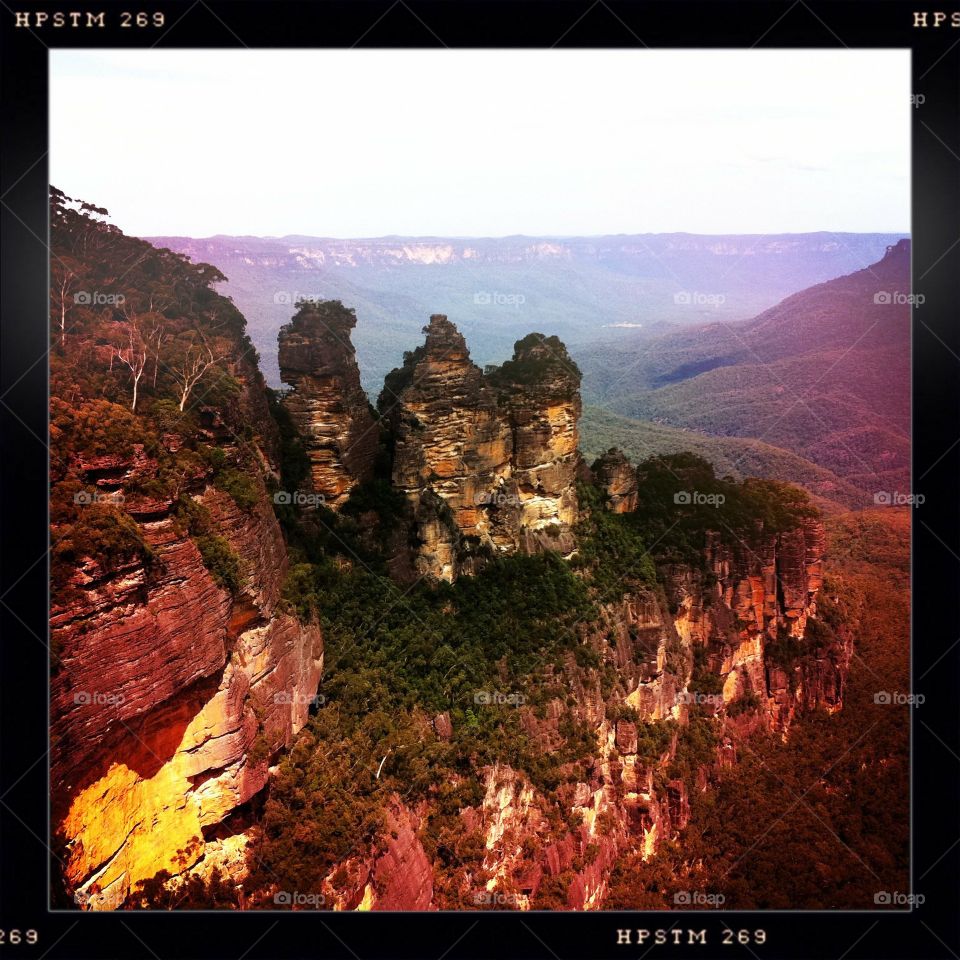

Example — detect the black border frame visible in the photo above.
[2,3,959,958]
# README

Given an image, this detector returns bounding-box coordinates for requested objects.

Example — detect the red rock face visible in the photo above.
[317,797,435,911]
[668,514,846,732]
[51,520,232,803]
[278,301,377,509]
[367,801,435,910]
[51,387,323,910]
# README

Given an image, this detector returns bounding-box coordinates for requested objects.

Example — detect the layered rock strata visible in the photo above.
[51,379,323,911]
[382,317,581,581]
[278,300,377,509]
[666,515,843,732]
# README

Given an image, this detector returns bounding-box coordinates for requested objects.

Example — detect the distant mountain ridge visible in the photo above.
[146,231,906,392]
[579,406,868,512]
[578,239,911,498]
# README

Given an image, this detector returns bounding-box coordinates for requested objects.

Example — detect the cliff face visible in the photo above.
[666,514,844,733]
[278,301,377,509]
[49,228,323,910]
[384,317,581,581]
[302,503,841,910]
[594,448,639,514]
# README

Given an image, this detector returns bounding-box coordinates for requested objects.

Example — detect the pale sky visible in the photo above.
[50,49,910,238]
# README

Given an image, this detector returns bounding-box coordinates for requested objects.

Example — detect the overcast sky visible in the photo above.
[50,49,910,238]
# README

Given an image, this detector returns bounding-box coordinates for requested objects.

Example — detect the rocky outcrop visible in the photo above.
[493,333,581,557]
[383,317,581,581]
[593,448,639,514]
[385,316,513,581]
[666,513,845,732]
[51,412,322,912]
[278,300,377,509]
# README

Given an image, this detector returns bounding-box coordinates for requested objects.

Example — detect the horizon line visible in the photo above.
[141,229,912,242]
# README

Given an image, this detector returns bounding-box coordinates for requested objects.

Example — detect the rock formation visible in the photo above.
[299,488,842,910]
[51,358,323,911]
[278,300,377,509]
[492,332,581,556]
[593,448,639,513]
[382,317,581,581]
[666,513,842,732]
[384,315,514,581]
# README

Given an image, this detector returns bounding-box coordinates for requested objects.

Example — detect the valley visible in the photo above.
[148,232,905,394]
[50,190,910,912]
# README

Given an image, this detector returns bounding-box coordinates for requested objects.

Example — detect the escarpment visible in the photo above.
[300,489,842,910]
[278,300,377,509]
[49,191,323,911]
[51,374,323,912]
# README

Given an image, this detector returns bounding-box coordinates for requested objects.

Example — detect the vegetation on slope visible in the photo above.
[577,241,911,495]
[579,406,874,512]
[605,509,910,909]
[49,187,267,636]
